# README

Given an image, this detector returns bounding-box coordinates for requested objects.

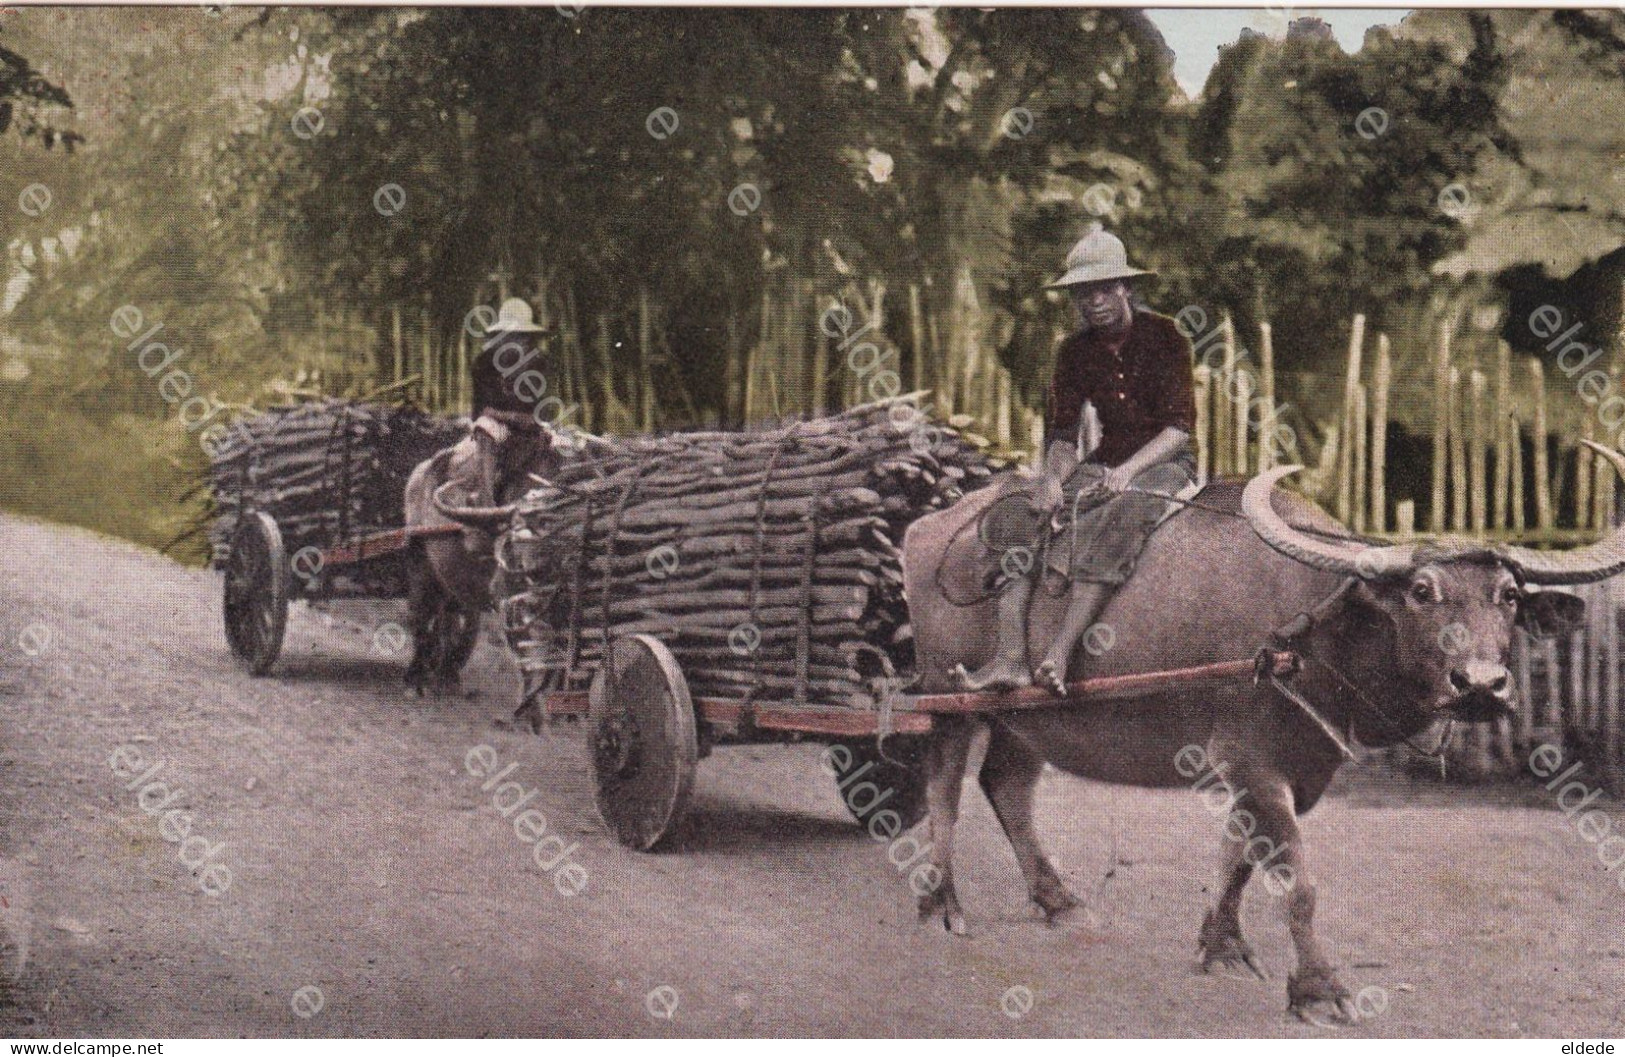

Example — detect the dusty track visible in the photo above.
[1,512,1623,1037]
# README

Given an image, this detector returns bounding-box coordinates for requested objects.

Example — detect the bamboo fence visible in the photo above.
[1183,309,1625,785]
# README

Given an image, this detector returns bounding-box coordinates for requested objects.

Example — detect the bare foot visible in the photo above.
[950,660,1032,693]
[1033,658,1069,697]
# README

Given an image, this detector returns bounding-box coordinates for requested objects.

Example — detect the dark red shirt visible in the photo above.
[1044,310,1197,467]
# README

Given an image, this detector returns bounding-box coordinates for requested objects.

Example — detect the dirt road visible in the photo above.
[1,512,1622,1037]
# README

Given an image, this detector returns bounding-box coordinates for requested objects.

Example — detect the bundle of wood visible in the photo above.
[501,398,999,711]
[207,398,467,563]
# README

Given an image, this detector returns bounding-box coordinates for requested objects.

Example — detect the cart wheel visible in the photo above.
[833,736,928,832]
[222,511,289,676]
[588,634,698,851]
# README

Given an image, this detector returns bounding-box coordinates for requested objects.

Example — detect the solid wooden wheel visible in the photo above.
[222,511,290,676]
[832,735,928,832]
[587,634,698,851]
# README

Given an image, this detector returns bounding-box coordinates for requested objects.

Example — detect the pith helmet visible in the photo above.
[488,297,552,334]
[1045,222,1156,289]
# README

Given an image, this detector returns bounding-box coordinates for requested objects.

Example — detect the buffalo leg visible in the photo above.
[918,716,983,935]
[978,723,1080,924]
[1251,783,1354,1022]
[1198,831,1266,979]
[404,544,438,695]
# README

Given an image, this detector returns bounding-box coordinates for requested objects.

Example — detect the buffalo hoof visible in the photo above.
[1288,967,1355,1028]
[1199,910,1268,981]
[918,891,968,937]
[1029,880,1083,927]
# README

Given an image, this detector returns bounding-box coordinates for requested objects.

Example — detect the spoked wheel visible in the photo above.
[222,510,290,676]
[831,735,928,831]
[587,634,698,851]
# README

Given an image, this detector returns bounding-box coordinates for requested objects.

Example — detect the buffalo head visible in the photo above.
[1242,443,1624,727]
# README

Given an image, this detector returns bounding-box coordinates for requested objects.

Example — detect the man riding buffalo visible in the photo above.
[456,297,558,551]
[954,223,1198,696]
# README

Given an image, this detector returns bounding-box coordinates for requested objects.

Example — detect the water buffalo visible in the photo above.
[900,444,1625,1021]
[401,422,571,696]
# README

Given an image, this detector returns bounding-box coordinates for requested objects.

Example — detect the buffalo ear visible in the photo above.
[1517,590,1588,638]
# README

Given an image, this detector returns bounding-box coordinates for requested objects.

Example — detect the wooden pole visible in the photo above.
[1449,366,1467,532]
[1258,320,1276,472]
[1531,358,1553,532]
[1579,422,1596,532]
[1396,499,1416,536]
[1234,366,1252,477]
[1352,383,1368,534]
[638,286,655,432]
[1432,319,1451,532]
[1371,336,1390,533]
[1607,578,1621,768]
[1470,370,1488,536]
[598,313,618,431]
[1338,313,1366,524]
[1193,365,1211,485]
[908,284,926,397]
[391,304,404,386]
[995,369,1012,450]
[421,307,434,410]
[1510,413,1526,534]
[1216,314,1235,477]
[1494,340,1512,530]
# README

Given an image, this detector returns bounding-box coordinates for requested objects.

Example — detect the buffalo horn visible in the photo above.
[1241,465,1417,579]
[431,480,517,527]
[1496,441,1625,584]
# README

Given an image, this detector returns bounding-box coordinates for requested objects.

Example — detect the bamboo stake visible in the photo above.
[1510,413,1526,534]
[1470,370,1488,536]
[1432,319,1451,532]
[908,284,925,397]
[1531,358,1553,531]
[1596,449,1611,537]
[1396,499,1415,536]
[1259,320,1276,472]
[422,308,434,410]
[1371,336,1390,533]
[1352,383,1368,534]
[1338,313,1366,524]
[1216,314,1236,477]
[598,313,618,431]
[639,286,655,432]
[1607,578,1621,766]
[995,369,1012,449]
[1579,421,1595,532]
[391,304,404,386]
[457,332,469,415]
[1193,365,1211,484]
[1494,340,1511,530]
[1449,367,1467,533]
[1234,365,1251,477]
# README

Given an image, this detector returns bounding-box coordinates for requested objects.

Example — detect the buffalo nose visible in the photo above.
[1450,662,1511,698]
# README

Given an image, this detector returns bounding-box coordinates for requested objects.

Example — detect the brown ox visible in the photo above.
[900,446,1625,1021]
[401,423,574,697]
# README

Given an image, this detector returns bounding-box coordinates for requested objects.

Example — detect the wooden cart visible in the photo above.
[536,632,1292,851]
[220,509,467,676]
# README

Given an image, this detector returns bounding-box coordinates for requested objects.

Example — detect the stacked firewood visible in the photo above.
[207,398,468,563]
[501,398,998,710]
